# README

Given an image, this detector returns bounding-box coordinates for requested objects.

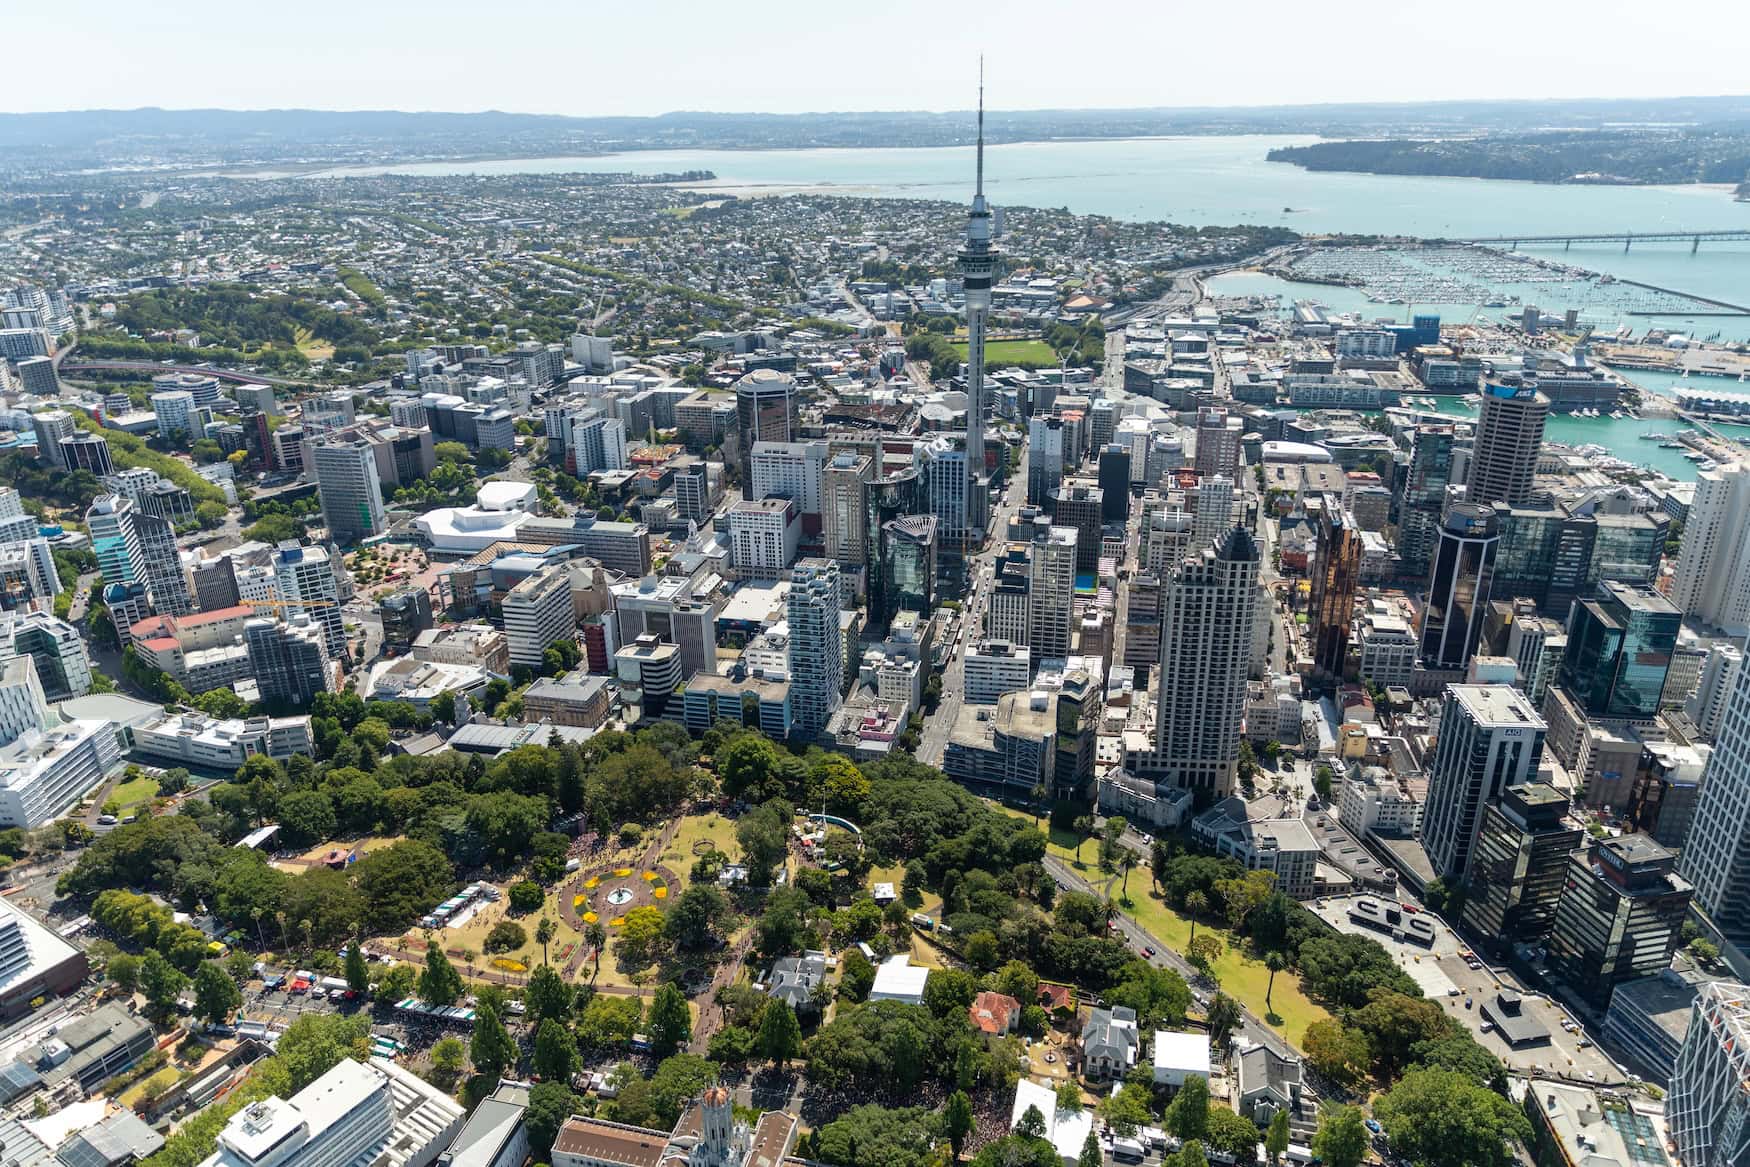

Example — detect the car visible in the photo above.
[1448,988,1460,997]
[1364,1120,1382,1135]
[1578,1038,1593,1049]
[1400,902,1420,914]
[97,814,117,825]
[1142,946,1156,958]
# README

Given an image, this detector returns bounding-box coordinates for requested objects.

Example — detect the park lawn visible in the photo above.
[119,1066,181,1108]
[661,813,741,890]
[950,338,1058,365]
[292,326,334,361]
[110,774,159,810]
[1123,889,1331,1050]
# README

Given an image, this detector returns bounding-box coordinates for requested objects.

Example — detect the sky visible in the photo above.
[8,0,1750,116]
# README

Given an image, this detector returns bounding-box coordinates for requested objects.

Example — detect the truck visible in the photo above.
[1111,1139,1146,1163]
[318,976,350,995]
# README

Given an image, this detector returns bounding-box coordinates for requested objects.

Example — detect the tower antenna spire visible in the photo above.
[976,56,985,197]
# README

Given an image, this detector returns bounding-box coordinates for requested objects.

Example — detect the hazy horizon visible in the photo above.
[8,0,1750,118]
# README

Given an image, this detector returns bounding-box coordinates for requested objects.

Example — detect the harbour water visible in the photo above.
[262,134,1750,304]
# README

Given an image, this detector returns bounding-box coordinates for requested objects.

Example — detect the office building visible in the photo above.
[1053,666,1099,801]
[1466,383,1549,507]
[1550,834,1692,1008]
[435,1082,527,1167]
[1052,482,1104,571]
[787,559,842,738]
[613,635,684,717]
[30,411,77,470]
[0,713,123,830]
[1097,445,1131,521]
[613,575,718,681]
[727,498,801,580]
[129,605,255,692]
[749,440,827,523]
[16,357,58,397]
[1558,582,1680,719]
[1195,406,1242,479]
[1421,684,1547,880]
[1671,981,1750,1167]
[59,432,113,477]
[821,451,874,568]
[1307,495,1362,688]
[1506,611,1567,705]
[0,611,88,701]
[1674,461,1750,635]
[150,390,196,442]
[1141,527,1260,795]
[987,543,1032,645]
[380,588,435,653]
[881,514,938,617]
[134,511,193,617]
[310,435,388,545]
[198,1057,462,1167]
[966,639,1031,704]
[135,711,314,769]
[1028,527,1077,661]
[86,494,142,587]
[1688,641,1746,740]
[1027,415,1066,506]
[191,556,241,612]
[501,564,575,672]
[1680,655,1750,959]
[245,616,335,706]
[271,543,345,657]
[1356,601,1418,688]
[1460,782,1582,953]
[1419,503,1500,671]
[672,458,715,526]
[734,369,797,466]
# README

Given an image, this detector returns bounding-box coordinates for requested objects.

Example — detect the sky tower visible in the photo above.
[956,66,996,540]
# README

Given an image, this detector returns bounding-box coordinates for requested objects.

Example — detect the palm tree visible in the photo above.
[586,922,607,977]
[1030,784,1047,827]
[1072,815,1093,862]
[300,919,314,954]
[536,917,556,966]
[1186,891,1208,946]
[1264,951,1286,1012]
[1118,851,1137,900]
[274,911,289,952]
[251,907,266,950]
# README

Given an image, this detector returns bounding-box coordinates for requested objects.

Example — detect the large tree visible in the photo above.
[471,1004,519,1081]
[756,1000,802,1068]
[1310,1105,1369,1167]
[647,983,692,1056]
[1374,1068,1532,1167]
[525,963,573,1028]
[419,944,464,1006]
[526,1083,581,1161]
[193,961,241,1024]
[278,1013,371,1091]
[534,1018,580,1084]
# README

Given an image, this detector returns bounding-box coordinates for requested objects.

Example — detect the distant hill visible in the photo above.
[1266,130,1750,185]
[6,96,1750,171]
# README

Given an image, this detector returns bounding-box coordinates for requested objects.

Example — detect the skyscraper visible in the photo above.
[787,559,843,738]
[1307,495,1362,688]
[1192,475,1235,550]
[30,411,76,470]
[1145,527,1260,795]
[1027,527,1077,661]
[246,615,335,706]
[1421,684,1547,880]
[733,370,797,469]
[1465,383,1549,507]
[1194,407,1242,480]
[310,435,387,546]
[957,73,997,539]
[134,511,193,617]
[1557,581,1680,720]
[1671,981,1750,1167]
[881,515,938,618]
[1458,782,1582,954]
[271,543,344,658]
[986,543,1032,646]
[821,451,874,569]
[1397,423,1455,578]
[1097,445,1131,521]
[1549,833,1691,1009]
[1672,460,1750,635]
[86,494,143,586]
[1419,503,1499,671]
[1679,654,1750,959]
[1688,641,1746,740]
[500,563,575,672]
[1027,416,1066,506]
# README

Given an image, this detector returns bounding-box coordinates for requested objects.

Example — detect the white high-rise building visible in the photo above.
[1192,475,1235,550]
[787,559,843,738]
[501,564,574,671]
[1420,684,1548,880]
[0,657,50,746]
[1139,527,1260,795]
[0,489,38,545]
[727,498,800,580]
[1681,653,1750,961]
[133,510,193,617]
[1670,981,1750,1167]
[310,435,387,545]
[1143,507,1196,575]
[272,543,345,657]
[86,494,143,586]
[30,411,76,469]
[965,640,1031,704]
[1674,462,1750,635]
[1689,641,1747,741]
[0,610,89,701]
[570,414,627,474]
[749,440,827,519]
[1027,416,1066,506]
[150,390,196,442]
[1027,527,1078,661]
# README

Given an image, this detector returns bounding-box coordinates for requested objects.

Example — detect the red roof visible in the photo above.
[130,604,255,640]
[1037,982,1076,1013]
[970,990,1020,1035]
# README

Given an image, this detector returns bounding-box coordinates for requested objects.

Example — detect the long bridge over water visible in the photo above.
[1454,229,1750,252]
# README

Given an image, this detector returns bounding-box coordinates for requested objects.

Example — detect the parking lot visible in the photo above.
[1309,894,1626,1084]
